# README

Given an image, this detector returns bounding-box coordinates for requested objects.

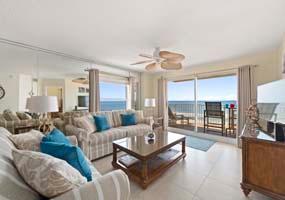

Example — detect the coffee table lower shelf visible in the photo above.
[112,140,186,189]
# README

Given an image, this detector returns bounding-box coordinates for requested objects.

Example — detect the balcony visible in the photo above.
[168,102,237,138]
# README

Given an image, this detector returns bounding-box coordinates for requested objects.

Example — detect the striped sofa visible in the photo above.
[0,114,40,134]
[0,127,130,200]
[60,110,153,161]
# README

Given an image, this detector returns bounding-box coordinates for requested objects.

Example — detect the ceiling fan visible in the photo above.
[72,77,89,84]
[130,47,185,71]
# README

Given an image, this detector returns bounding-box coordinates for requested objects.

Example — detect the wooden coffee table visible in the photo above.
[112,131,186,189]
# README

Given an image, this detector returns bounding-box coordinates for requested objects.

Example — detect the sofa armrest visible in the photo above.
[53,118,66,132]
[65,124,90,141]
[65,124,91,159]
[52,170,130,200]
[67,135,78,146]
[0,119,40,134]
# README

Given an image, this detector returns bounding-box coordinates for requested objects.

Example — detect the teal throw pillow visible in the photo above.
[42,128,71,145]
[40,141,92,181]
[121,113,137,126]
[94,115,110,132]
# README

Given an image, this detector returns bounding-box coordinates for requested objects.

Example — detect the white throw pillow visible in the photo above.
[12,149,87,198]
[9,130,44,151]
[74,115,96,133]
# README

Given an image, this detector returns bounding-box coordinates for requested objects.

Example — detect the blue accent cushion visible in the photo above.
[121,113,137,126]
[94,115,110,132]
[40,141,92,181]
[42,128,71,145]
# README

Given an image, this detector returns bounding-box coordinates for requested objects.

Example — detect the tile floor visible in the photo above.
[94,141,274,200]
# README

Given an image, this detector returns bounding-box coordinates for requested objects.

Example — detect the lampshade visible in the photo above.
[144,98,156,107]
[28,96,59,113]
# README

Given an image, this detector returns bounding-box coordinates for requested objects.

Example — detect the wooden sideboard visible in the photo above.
[241,128,285,200]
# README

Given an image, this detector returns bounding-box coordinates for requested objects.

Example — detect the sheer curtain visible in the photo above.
[88,69,100,112]
[158,77,168,130]
[129,76,139,110]
[237,65,256,147]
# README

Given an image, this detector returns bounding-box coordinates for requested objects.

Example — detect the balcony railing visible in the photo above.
[168,102,237,138]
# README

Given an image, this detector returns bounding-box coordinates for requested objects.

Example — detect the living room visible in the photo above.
[0,1,285,200]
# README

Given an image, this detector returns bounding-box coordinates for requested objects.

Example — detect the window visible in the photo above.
[100,82,127,111]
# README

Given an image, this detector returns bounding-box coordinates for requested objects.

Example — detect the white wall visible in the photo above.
[141,48,282,116]
[280,35,285,78]
[0,73,19,112]
[18,74,32,111]
[64,78,89,111]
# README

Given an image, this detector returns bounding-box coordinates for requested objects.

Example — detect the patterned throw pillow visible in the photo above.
[12,149,87,198]
[74,115,96,133]
[16,112,32,120]
[9,130,44,151]
[3,109,20,121]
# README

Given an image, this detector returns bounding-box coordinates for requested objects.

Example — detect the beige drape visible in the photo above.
[129,76,139,110]
[237,65,256,147]
[88,69,100,112]
[158,77,168,129]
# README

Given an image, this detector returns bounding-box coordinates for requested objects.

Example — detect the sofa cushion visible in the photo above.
[9,129,44,151]
[74,115,96,133]
[90,128,127,145]
[95,111,114,127]
[16,112,32,120]
[0,128,40,200]
[94,115,111,132]
[42,128,71,145]
[12,149,87,198]
[3,109,20,121]
[118,124,152,137]
[121,113,137,126]
[112,110,126,127]
[40,141,92,181]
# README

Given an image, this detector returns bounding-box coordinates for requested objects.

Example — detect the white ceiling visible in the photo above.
[0,0,285,72]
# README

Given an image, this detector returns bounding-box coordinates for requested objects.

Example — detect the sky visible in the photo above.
[99,75,237,102]
[100,81,126,101]
[168,75,237,101]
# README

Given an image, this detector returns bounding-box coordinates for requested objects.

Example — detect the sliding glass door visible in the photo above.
[168,75,237,138]
[168,80,195,131]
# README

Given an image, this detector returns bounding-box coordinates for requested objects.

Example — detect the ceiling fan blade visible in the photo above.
[159,51,185,62]
[72,78,89,84]
[161,62,182,70]
[130,60,154,65]
[139,53,154,59]
[145,63,159,71]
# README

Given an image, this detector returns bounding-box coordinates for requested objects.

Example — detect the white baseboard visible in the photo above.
[168,127,237,146]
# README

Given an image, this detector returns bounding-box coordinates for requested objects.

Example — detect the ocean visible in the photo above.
[99,100,237,112]
[100,101,127,111]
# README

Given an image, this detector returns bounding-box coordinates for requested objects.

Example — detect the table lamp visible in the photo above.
[144,98,156,117]
[27,96,59,133]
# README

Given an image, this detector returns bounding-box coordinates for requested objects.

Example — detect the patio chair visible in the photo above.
[168,106,190,126]
[203,102,225,135]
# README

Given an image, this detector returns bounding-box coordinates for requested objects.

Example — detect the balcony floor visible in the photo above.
[169,123,236,139]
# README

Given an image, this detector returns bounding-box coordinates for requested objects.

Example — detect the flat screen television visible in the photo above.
[78,96,89,107]
[257,79,285,135]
